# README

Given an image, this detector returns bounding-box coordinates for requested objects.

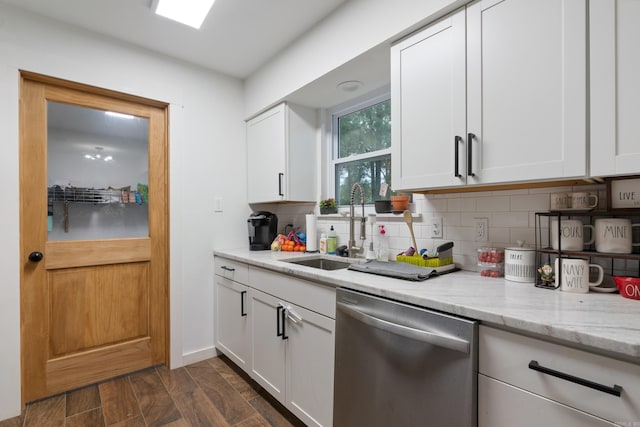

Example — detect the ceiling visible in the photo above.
[1,0,348,79]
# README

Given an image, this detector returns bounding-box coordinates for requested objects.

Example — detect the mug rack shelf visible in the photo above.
[534,210,640,289]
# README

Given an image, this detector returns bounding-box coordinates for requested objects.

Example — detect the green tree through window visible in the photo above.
[334,99,391,205]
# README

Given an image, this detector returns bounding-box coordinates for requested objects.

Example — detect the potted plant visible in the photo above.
[319,198,338,214]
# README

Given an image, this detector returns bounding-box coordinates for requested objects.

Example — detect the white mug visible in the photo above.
[555,258,604,293]
[550,219,595,251]
[550,192,570,210]
[595,218,640,254]
[570,192,598,210]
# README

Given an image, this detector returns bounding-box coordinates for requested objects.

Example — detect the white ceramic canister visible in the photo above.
[505,247,536,283]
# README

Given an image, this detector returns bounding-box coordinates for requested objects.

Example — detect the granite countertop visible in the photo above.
[214,248,640,362]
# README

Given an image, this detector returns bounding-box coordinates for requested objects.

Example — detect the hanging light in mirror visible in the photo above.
[84,146,114,162]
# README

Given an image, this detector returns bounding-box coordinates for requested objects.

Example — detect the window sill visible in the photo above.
[318,212,422,221]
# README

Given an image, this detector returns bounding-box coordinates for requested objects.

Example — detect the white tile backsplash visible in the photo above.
[257,183,640,275]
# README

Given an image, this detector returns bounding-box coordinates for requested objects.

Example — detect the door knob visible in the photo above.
[28,251,43,262]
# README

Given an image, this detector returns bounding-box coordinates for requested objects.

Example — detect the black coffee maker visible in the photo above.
[248,211,278,250]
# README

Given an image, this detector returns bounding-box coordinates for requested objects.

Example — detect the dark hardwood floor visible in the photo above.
[0,355,306,427]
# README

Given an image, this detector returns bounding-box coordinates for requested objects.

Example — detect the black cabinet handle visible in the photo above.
[454,135,463,178]
[220,265,235,272]
[281,306,288,340]
[276,306,283,337]
[240,291,247,317]
[528,360,622,397]
[278,173,284,196]
[467,133,476,177]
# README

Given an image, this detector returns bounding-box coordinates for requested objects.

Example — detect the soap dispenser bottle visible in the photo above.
[327,226,337,255]
[377,225,389,262]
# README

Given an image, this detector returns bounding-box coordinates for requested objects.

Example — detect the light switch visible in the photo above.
[214,197,223,212]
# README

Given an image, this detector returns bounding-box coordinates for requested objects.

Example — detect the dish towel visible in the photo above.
[348,260,439,281]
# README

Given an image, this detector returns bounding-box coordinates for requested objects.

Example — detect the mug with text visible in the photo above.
[555,258,604,293]
[550,219,595,251]
[550,192,570,210]
[570,192,598,210]
[595,218,640,254]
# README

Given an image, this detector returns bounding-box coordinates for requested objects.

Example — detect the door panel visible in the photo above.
[49,263,149,355]
[20,72,168,403]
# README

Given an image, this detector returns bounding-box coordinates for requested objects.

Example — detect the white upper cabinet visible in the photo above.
[392,0,587,191]
[247,102,316,203]
[590,0,640,177]
[391,11,467,190]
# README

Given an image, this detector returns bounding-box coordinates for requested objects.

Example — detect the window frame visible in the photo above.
[326,85,391,207]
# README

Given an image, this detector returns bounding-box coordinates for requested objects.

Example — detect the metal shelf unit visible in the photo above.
[534,210,640,289]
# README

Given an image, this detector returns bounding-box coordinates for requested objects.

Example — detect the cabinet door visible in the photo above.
[466,0,586,185]
[247,104,286,203]
[590,0,640,176]
[391,9,466,191]
[285,303,335,427]
[479,375,616,427]
[249,289,286,403]
[215,276,250,370]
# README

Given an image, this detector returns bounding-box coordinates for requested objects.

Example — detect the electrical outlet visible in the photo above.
[430,217,443,239]
[474,218,489,242]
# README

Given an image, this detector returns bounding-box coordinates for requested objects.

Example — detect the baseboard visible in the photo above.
[181,346,221,366]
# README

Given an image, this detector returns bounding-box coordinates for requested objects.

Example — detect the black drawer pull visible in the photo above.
[240,291,247,317]
[528,360,622,397]
[220,266,235,272]
[467,133,476,177]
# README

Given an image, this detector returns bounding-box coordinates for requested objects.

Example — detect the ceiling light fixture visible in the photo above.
[105,111,135,119]
[152,0,216,29]
[336,80,364,93]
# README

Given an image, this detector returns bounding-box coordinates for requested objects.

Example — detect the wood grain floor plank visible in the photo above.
[172,387,231,427]
[248,392,303,427]
[99,376,141,425]
[156,366,197,396]
[0,414,24,427]
[66,384,101,416]
[107,415,147,427]
[232,413,271,427]
[186,361,257,425]
[209,356,260,401]
[128,369,183,427]
[66,407,105,427]
[23,394,65,427]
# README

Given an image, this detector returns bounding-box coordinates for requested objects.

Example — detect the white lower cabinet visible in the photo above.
[215,276,250,370]
[479,325,640,426]
[214,257,335,427]
[250,288,335,427]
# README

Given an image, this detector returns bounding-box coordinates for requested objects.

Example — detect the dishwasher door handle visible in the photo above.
[337,302,470,354]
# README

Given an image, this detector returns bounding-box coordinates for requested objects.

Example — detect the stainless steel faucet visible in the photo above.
[348,183,366,257]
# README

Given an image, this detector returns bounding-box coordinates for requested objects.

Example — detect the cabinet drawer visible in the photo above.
[479,374,615,426]
[214,257,249,284]
[479,325,640,423]
[248,267,336,319]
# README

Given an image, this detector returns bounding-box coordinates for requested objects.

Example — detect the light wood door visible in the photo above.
[20,72,169,403]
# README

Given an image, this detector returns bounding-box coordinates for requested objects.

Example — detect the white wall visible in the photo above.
[0,3,249,420]
[244,0,467,117]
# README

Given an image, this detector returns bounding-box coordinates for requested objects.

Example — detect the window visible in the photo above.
[331,92,391,206]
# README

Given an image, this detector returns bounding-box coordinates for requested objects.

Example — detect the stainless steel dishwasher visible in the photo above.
[334,287,478,427]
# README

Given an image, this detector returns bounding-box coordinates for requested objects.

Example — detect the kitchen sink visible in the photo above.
[283,257,353,271]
